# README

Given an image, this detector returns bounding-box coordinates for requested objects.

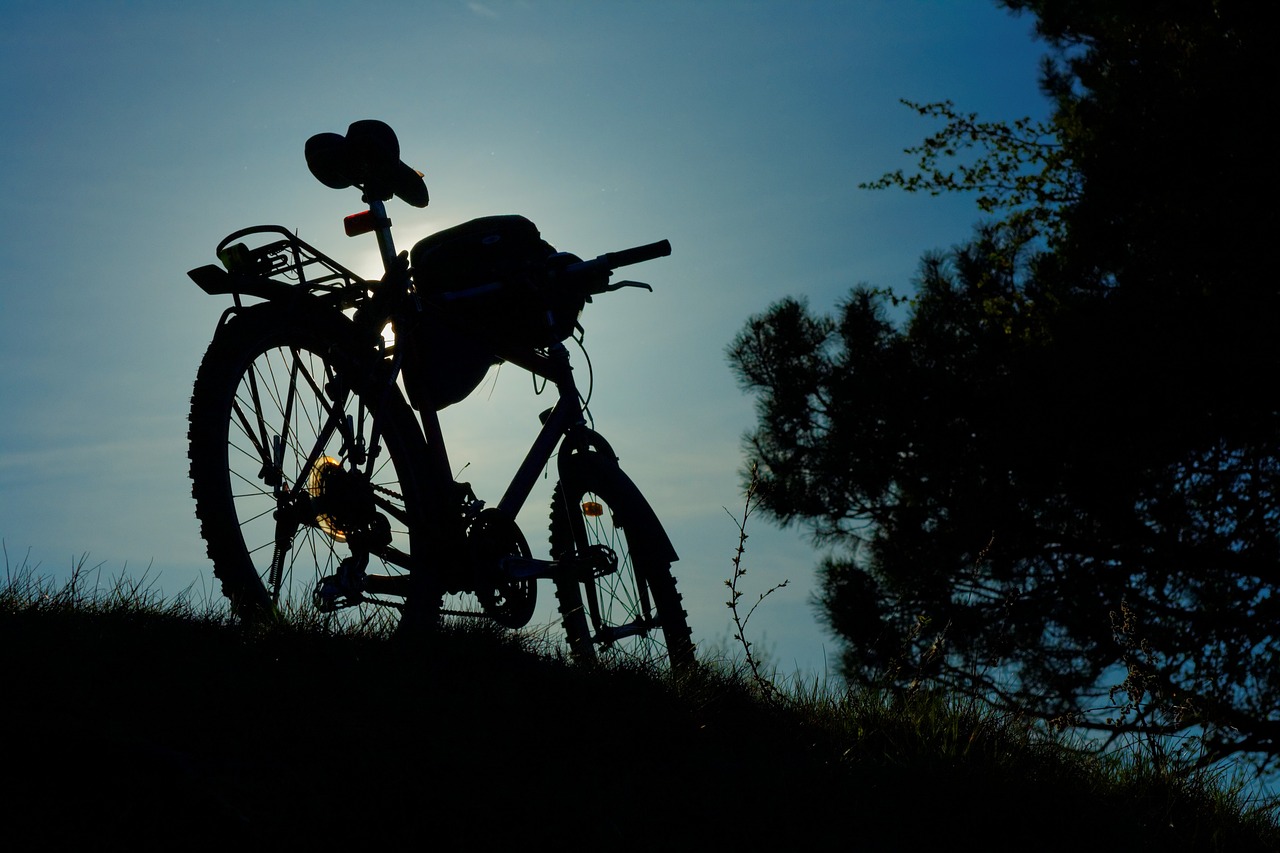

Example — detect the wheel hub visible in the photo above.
[305,456,390,551]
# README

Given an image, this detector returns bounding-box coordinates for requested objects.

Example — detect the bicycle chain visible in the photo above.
[371,481,405,501]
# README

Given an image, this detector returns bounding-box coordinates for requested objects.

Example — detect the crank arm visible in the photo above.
[498,544,618,581]
[497,556,558,580]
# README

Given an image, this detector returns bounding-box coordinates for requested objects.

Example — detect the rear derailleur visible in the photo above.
[314,551,370,612]
[312,522,394,612]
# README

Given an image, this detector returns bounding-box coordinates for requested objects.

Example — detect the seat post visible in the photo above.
[368,197,399,275]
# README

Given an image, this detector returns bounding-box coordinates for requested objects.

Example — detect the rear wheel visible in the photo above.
[550,450,694,672]
[187,304,433,630]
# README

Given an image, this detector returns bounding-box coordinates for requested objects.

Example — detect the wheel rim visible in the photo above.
[570,491,679,668]
[224,342,413,629]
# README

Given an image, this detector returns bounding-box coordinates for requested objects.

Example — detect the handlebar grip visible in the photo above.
[603,239,671,270]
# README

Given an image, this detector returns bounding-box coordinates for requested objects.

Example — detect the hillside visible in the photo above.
[4,590,1278,850]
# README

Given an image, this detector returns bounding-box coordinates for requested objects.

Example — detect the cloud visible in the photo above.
[468,2,499,19]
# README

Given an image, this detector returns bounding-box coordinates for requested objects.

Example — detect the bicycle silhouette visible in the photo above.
[186,120,692,670]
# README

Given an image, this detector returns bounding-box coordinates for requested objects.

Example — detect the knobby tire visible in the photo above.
[550,450,695,672]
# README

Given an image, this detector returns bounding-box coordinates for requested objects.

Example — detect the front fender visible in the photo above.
[556,439,679,565]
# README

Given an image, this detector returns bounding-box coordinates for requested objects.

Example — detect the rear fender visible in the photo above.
[207,300,391,394]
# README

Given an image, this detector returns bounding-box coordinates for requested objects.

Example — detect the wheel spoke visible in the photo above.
[243,358,272,472]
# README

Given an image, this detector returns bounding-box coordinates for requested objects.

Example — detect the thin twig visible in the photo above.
[724,462,790,704]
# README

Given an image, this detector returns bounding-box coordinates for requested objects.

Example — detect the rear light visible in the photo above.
[344,210,389,237]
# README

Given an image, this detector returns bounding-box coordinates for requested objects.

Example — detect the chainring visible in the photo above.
[468,508,537,628]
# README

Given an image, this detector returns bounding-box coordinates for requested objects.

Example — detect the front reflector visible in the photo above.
[582,501,604,517]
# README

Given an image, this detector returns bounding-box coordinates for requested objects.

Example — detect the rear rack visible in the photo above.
[188,225,370,307]
[216,225,369,298]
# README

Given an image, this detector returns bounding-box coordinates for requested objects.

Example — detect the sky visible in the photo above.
[0,0,1053,681]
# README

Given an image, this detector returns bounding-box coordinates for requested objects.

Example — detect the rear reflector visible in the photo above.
[344,210,389,237]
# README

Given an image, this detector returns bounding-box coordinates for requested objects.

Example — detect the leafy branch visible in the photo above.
[860,99,1077,243]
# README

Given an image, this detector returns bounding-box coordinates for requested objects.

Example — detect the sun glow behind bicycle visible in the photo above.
[307,456,349,542]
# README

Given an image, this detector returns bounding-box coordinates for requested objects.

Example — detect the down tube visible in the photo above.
[495,395,580,518]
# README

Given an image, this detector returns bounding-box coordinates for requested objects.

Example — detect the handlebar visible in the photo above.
[601,239,672,269]
[562,239,671,282]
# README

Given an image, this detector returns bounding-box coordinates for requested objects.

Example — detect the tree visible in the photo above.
[729,0,1280,770]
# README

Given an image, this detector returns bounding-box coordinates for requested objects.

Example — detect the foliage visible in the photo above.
[859,99,1076,246]
[729,0,1280,772]
[1008,0,1271,298]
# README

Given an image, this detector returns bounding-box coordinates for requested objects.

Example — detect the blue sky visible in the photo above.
[0,0,1051,679]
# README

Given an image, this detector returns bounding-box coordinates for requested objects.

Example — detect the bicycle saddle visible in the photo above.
[305,120,429,208]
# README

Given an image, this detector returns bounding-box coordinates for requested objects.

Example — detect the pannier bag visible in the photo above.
[399,215,584,410]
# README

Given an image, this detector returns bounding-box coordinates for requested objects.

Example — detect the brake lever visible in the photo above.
[601,279,653,293]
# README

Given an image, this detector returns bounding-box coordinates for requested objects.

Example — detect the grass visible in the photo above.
[3,557,1279,850]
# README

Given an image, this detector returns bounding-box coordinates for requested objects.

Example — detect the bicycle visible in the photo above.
[185,120,693,671]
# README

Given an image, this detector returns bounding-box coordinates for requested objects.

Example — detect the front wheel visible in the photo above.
[549,450,694,672]
[187,303,434,630]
